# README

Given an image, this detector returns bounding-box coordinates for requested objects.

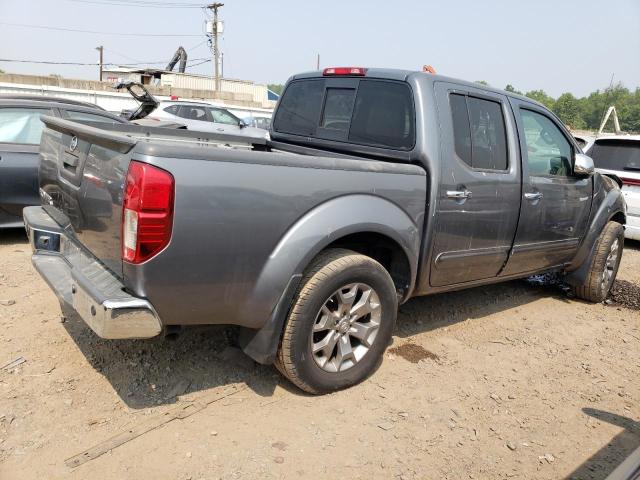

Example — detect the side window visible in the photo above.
[449,94,508,171]
[468,97,508,170]
[164,105,180,115]
[210,108,239,125]
[177,106,209,122]
[450,94,472,166]
[0,108,51,144]
[519,109,572,177]
[65,110,122,124]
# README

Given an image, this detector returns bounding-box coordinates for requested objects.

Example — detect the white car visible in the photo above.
[114,81,268,140]
[152,101,269,140]
[586,135,640,241]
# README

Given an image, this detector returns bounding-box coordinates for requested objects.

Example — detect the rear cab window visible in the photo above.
[273,78,415,151]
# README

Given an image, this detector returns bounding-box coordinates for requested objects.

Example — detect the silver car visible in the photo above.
[150,101,268,139]
[114,81,268,140]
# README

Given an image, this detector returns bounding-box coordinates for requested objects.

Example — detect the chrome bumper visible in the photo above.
[23,206,162,339]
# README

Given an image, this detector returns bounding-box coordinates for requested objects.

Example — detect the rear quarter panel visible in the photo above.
[124,147,426,329]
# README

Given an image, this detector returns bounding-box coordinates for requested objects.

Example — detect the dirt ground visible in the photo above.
[0,230,638,480]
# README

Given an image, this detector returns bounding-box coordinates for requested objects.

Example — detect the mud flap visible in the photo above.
[239,274,302,365]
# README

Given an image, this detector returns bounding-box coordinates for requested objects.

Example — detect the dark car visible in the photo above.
[0,96,128,228]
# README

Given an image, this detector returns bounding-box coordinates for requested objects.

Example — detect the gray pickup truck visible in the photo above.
[24,67,626,394]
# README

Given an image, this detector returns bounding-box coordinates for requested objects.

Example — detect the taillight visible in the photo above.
[322,67,366,76]
[122,161,174,264]
[621,177,640,187]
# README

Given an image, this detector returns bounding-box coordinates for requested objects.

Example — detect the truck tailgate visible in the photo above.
[38,116,137,277]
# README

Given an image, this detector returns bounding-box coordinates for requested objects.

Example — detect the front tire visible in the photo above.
[572,221,624,302]
[276,249,398,394]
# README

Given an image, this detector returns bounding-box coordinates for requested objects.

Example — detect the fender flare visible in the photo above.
[565,179,626,286]
[240,194,422,364]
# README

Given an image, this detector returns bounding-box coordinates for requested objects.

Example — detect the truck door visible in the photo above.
[501,99,592,275]
[430,83,521,287]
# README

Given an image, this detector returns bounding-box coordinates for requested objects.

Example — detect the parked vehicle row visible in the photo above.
[0,85,272,228]
[114,81,269,140]
[24,67,626,394]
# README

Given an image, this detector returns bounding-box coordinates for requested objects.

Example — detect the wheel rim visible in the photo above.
[310,283,381,373]
[601,238,619,292]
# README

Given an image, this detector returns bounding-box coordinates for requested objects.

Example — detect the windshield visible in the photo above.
[588,140,640,172]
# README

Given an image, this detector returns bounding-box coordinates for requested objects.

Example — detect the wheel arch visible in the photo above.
[565,176,626,287]
[239,194,422,365]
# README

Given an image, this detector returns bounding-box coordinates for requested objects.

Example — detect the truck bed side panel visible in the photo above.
[124,148,426,329]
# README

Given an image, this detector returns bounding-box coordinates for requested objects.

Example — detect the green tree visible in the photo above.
[525,89,555,110]
[553,93,585,129]
[475,80,489,86]
[267,83,284,96]
[505,84,522,95]
[625,88,640,132]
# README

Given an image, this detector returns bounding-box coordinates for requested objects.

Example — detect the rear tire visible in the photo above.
[571,221,624,302]
[276,249,397,394]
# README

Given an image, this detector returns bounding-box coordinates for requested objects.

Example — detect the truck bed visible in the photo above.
[37,116,427,338]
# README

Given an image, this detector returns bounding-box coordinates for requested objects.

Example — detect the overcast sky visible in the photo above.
[1,0,638,98]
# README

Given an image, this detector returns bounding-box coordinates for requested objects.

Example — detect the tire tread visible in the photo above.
[276,249,392,394]
[571,221,624,302]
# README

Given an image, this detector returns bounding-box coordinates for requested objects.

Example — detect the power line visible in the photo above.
[186,38,210,52]
[187,59,211,68]
[0,57,211,67]
[0,21,201,37]
[64,0,205,8]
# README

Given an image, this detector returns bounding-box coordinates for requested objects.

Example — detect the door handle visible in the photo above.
[446,189,473,199]
[524,192,543,201]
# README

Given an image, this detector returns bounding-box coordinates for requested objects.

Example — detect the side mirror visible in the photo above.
[574,153,595,177]
[238,120,247,129]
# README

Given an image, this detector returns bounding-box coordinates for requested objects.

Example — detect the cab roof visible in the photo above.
[289,68,545,109]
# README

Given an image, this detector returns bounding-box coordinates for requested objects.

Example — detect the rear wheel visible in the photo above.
[276,249,397,394]
[571,221,624,302]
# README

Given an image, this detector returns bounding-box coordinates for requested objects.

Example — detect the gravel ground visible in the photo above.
[0,230,638,480]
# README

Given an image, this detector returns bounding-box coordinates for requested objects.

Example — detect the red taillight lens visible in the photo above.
[322,67,366,76]
[122,161,174,264]
[621,177,640,187]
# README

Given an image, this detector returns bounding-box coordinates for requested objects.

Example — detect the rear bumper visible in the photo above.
[24,206,162,339]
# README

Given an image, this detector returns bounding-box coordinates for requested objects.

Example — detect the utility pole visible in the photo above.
[95,46,103,82]
[206,3,224,91]
[316,53,320,70]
